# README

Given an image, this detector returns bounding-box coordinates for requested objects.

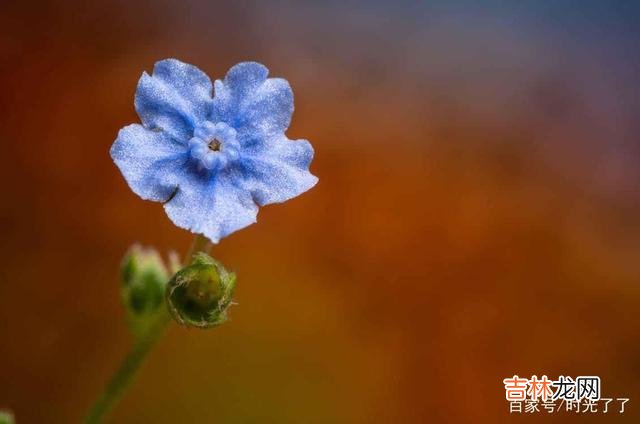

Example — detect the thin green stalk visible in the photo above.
[84,235,211,423]
[84,310,170,423]
[185,234,212,263]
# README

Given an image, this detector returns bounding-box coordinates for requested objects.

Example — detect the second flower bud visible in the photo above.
[165,253,236,328]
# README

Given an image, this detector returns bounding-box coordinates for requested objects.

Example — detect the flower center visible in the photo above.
[188,122,240,172]
[208,139,221,152]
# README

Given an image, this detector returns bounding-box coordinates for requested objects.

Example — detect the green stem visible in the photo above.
[84,235,211,423]
[185,233,212,263]
[84,310,170,424]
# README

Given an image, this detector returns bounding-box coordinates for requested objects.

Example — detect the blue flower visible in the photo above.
[111,59,318,243]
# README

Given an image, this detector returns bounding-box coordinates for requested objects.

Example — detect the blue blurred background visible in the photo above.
[1,1,639,422]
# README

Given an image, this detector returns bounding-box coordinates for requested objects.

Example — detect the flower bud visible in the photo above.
[121,245,168,332]
[0,410,14,424]
[165,253,236,328]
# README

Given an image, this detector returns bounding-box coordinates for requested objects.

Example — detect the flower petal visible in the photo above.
[110,124,187,202]
[240,135,318,206]
[135,59,213,140]
[163,171,258,243]
[212,62,294,138]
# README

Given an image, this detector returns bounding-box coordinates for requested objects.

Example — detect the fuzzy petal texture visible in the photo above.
[212,62,294,139]
[163,171,258,243]
[135,59,213,140]
[110,124,187,202]
[241,135,318,205]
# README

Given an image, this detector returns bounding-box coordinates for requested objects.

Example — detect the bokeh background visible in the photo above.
[2,0,640,422]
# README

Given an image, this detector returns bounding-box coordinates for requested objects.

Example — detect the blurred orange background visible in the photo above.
[1,1,639,422]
